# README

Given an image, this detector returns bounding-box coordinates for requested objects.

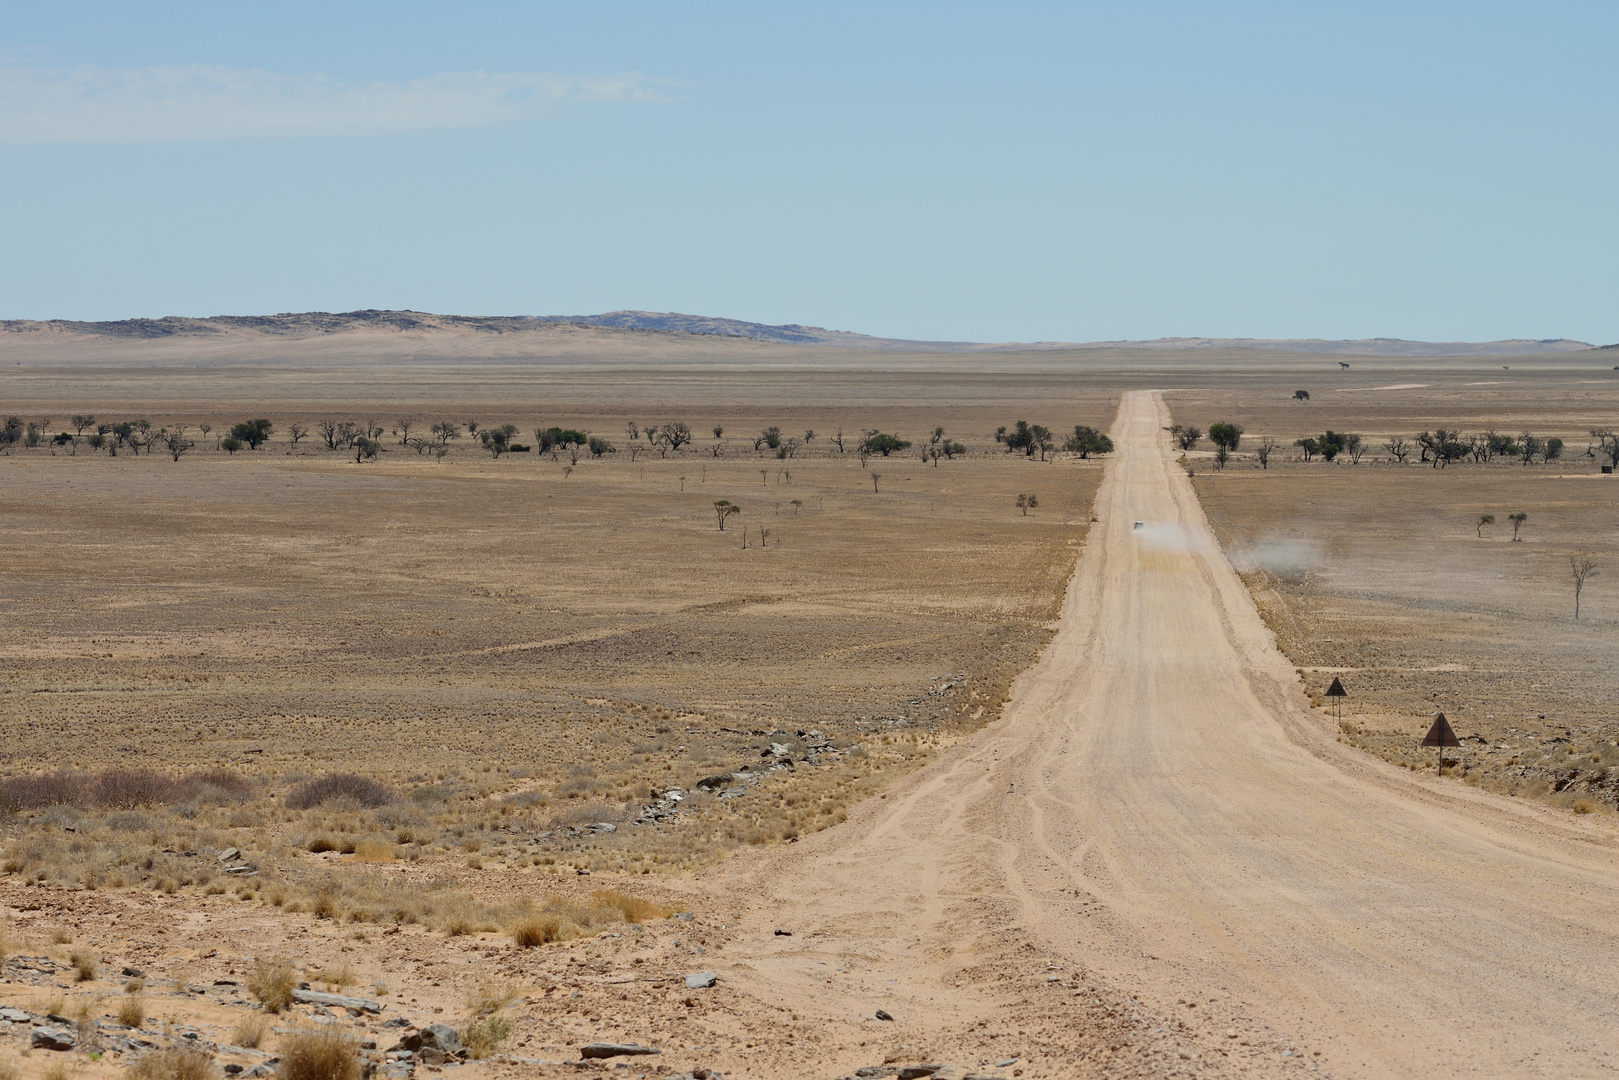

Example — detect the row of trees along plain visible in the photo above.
[0,414,1115,465]
[1173,423,1619,470]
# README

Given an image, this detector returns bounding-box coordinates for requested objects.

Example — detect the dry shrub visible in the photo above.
[306,835,338,854]
[0,1054,17,1080]
[71,950,98,982]
[0,769,251,812]
[286,775,391,810]
[117,994,144,1028]
[42,1063,71,1080]
[592,888,669,924]
[351,838,394,863]
[309,963,353,991]
[508,915,563,948]
[51,927,74,944]
[248,957,296,1013]
[275,1025,360,1080]
[465,980,520,1016]
[462,1013,511,1059]
[231,1014,269,1050]
[1573,798,1597,814]
[128,1044,216,1080]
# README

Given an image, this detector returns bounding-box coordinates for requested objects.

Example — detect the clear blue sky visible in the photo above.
[2,1,1615,343]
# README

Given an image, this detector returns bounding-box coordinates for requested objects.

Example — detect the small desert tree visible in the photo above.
[354,436,380,463]
[1294,437,1319,462]
[164,427,195,462]
[1518,434,1543,465]
[1016,493,1038,516]
[862,432,911,457]
[870,472,882,493]
[1293,390,1311,401]
[318,418,341,449]
[1476,513,1495,538]
[220,436,244,454]
[288,421,308,444]
[231,418,274,450]
[1383,435,1411,463]
[588,435,616,458]
[1571,555,1599,619]
[1344,433,1366,464]
[659,421,693,453]
[1508,511,1528,540]
[480,424,520,458]
[713,499,740,531]
[432,420,461,448]
[1255,436,1277,469]
[1590,429,1619,470]
[1208,422,1243,454]
[72,414,95,436]
[1175,425,1203,452]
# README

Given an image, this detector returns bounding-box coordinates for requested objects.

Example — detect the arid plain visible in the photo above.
[3,319,1619,1080]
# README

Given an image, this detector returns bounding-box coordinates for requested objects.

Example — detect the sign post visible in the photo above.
[1422,712,1461,775]
[1325,676,1348,720]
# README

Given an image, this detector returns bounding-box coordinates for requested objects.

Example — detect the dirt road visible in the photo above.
[713,390,1619,1079]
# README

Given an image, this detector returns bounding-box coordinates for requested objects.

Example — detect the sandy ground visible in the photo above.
[10,362,1619,1079]
[683,391,1619,1079]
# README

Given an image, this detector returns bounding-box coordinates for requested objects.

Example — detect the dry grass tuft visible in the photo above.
[308,963,353,991]
[116,994,144,1028]
[1573,798,1597,814]
[275,1025,360,1080]
[247,957,297,1013]
[465,980,521,1017]
[127,1043,215,1080]
[508,915,562,948]
[592,887,670,923]
[462,1013,511,1059]
[0,1054,18,1080]
[231,1014,269,1050]
[42,1062,71,1080]
[51,927,74,944]
[71,951,98,982]
[351,838,394,863]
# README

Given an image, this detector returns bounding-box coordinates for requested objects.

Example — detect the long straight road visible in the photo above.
[716,390,1619,1078]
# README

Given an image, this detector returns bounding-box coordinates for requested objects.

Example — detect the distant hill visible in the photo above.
[0,308,1598,356]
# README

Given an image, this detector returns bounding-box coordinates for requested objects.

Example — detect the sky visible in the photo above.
[1,1,1616,343]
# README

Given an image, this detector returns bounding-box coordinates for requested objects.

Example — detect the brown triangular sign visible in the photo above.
[1325,677,1347,698]
[1422,712,1461,748]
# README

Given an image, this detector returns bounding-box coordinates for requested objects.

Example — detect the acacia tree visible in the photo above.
[1294,437,1319,462]
[1590,429,1619,470]
[164,426,195,462]
[72,415,95,436]
[1343,433,1366,464]
[1476,513,1494,538]
[1016,493,1039,516]
[288,422,308,444]
[480,424,520,457]
[1508,511,1528,540]
[1255,436,1277,469]
[354,437,380,463]
[1571,555,1599,619]
[1383,435,1411,463]
[659,421,693,453]
[1293,390,1311,401]
[1175,426,1203,451]
[1208,422,1243,454]
[1518,434,1543,464]
[393,415,417,445]
[318,418,341,449]
[231,418,274,450]
[432,420,461,448]
[588,435,616,458]
[713,499,741,530]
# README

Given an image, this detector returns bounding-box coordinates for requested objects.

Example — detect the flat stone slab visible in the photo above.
[579,1042,661,1059]
[291,989,382,1013]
